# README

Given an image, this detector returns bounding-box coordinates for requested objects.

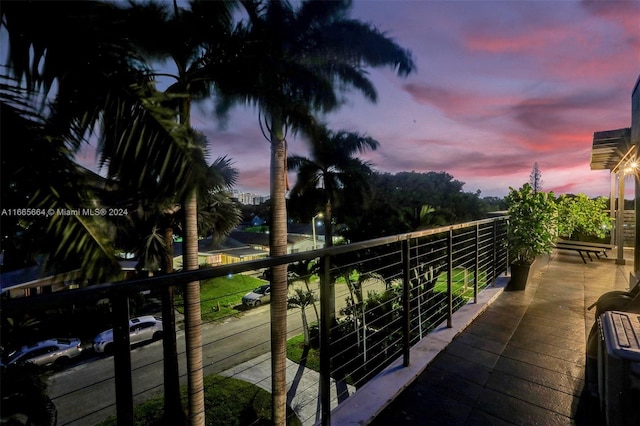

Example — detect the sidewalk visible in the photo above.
[220,352,355,425]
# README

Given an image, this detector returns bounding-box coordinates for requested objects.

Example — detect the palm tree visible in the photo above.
[128,154,241,270]
[3,9,189,426]
[288,127,380,248]
[212,1,415,421]
[118,2,242,422]
[199,157,242,245]
[287,288,317,347]
[288,127,379,318]
[1,87,121,281]
[117,153,239,425]
[288,259,320,322]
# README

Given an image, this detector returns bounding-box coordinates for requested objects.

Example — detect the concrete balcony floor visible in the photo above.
[370,248,635,425]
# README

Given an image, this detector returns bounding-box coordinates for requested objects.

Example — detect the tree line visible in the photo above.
[287,170,506,241]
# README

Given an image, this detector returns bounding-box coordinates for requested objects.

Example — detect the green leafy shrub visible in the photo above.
[1,363,56,426]
[556,194,611,240]
[506,183,557,265]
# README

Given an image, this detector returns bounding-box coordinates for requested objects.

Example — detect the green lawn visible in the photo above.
[98,374,301,426]
[176,273,267,322]
[286,334,320,372]
[433,268,486,297]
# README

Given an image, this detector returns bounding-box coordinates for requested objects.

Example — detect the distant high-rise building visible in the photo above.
[231,190,269,205]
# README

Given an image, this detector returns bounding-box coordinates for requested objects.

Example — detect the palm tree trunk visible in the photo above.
[323,200,333,248]
[303,278,320,324]
[183,189,205,425]
[345,277,360,348]
[324,200,336,319]
[301,307,310,347]
[161,226,187,425]
[269,113,288,425]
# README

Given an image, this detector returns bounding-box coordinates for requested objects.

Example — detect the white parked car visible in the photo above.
[93,316,163,353]
[3,338,83,368]
[242,285,271,307]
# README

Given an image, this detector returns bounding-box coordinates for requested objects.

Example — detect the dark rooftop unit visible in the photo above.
[590,127,632,171]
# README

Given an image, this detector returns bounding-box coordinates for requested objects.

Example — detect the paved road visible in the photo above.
[48,303,295,425]
[47,279,381,425]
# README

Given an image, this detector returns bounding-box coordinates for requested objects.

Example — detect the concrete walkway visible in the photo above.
[220,352,355,425]
[368,248,634,425]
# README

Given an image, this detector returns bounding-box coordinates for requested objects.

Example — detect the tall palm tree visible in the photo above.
[288,127,380,248]
[120,2,239,423]
[289,127,379,318]
[212,1,415,421]
[1,1,205,281]
[114,152,240,425]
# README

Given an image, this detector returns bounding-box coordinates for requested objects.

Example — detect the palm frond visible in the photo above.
[98,86,208,203]
[206,156,239,191]
[315,19,416,77]
[198,191,241,243]
[288,124,379,214]
[137,227,167,273]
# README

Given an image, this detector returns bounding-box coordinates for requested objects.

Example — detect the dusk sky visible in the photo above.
[79,0,640,199]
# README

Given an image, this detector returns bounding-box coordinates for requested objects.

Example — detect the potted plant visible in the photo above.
[506,183,557,290]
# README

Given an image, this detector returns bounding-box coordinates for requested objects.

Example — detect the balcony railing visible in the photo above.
[1,216,508,425]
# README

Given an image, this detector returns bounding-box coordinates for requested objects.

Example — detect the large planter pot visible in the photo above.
[509,260,534,290]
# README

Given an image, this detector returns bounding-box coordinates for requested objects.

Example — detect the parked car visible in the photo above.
[242,285,271,307]
[93,316,163,353]
[261,269,271,280]
[3,338,83,368]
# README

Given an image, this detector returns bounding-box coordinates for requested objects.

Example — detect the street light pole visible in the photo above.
[312,213,323,249]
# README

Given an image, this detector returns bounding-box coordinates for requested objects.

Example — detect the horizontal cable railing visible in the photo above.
[1,216,508,425]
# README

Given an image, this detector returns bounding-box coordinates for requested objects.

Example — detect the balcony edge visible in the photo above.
[325,275,510,426]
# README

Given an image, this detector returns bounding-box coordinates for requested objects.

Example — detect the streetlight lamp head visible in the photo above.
[311,212,323,250]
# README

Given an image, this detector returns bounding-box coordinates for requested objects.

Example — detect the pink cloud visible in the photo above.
[507,93,615,136]
[454,2,637,84]
[402,83,520,124]
[463,26,563,55]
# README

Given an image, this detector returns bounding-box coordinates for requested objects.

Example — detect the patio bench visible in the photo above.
[557,239,613,256]
[553,240,613,264]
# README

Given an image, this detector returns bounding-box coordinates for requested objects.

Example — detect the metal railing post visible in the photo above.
[447,230,453,328]
[402,238,411,367]
[503,219,509,276]
[112,292,133,426]
[319,253,332,426]
[492,220,498,285]
[474,224,480,304]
